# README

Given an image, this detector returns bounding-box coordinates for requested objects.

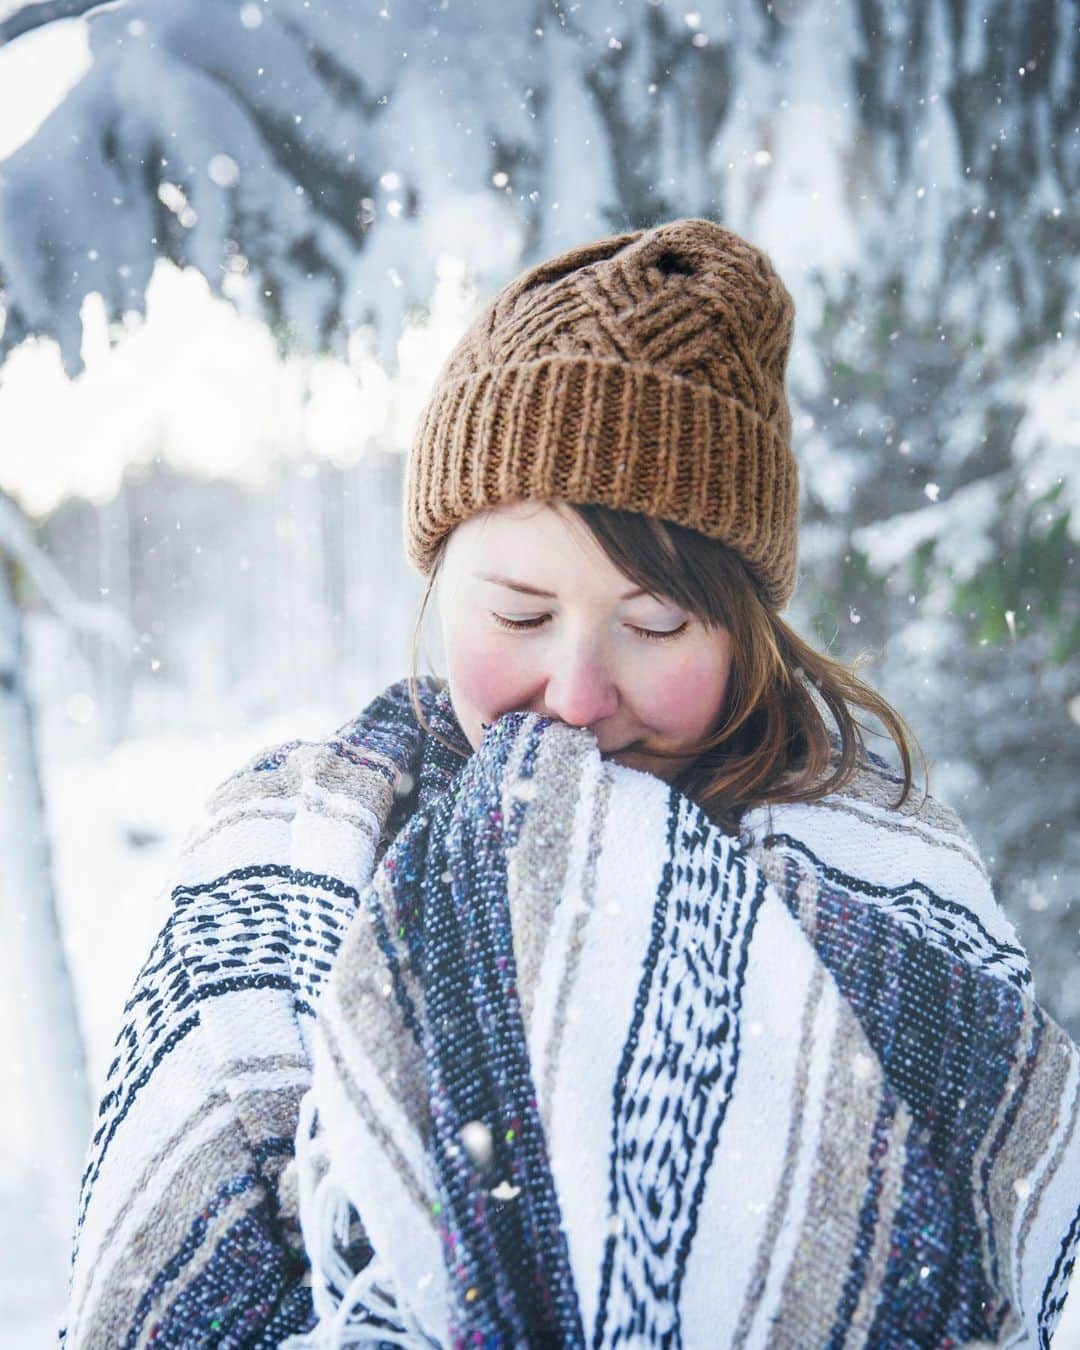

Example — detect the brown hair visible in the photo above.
[407,501,927,833]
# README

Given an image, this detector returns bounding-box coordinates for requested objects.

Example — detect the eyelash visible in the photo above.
[490,613,689,643]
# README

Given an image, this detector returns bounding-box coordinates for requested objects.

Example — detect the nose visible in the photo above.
[539,647,619,730]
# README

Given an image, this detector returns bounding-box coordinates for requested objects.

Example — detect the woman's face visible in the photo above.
[435,501,734,782]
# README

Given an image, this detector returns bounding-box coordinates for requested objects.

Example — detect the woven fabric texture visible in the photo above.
[288,691,1080,1348]
[60,675,1080,1347]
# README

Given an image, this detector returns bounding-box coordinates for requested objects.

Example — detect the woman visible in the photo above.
[61,219,1080,1348]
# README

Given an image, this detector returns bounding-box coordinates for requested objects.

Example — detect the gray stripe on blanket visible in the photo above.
[183,793,384,859]
[792,794,989,879]
[733,860,912,1345]
[506,720,588,1038]
[1018,1049,1080,1297]
[72,1088,229,1336]
[749,845,820,942]
[184,744,396,855]
[989,1019,1076,1339]
[750,750,988,877]
[74,1068,308,1339]
[771,999,898,1345]
[131,1177,271,1350]
[972,993,1039,1324]
[731,963,827,1345]
[326,865,433,1145]
[220,1053,312,1077]
[209,743,399,814]
[845,1079,911,1343]
[502,720,615,1133]
[540,759,614,1134]
[78,1111,291,1349]
[316,1010,436,1220]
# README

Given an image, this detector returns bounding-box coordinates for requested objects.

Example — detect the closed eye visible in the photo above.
[490,613,688,643]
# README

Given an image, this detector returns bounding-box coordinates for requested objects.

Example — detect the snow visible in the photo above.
[1008,339,1080,541]
[717,0,868,296]
[0,0,1078,1338]
[0,254,481,516]
[851,477,1000,588]
[0,16,91,160]
[0,0,537,376]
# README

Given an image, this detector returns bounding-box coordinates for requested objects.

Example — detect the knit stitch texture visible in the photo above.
[403,218,799,609]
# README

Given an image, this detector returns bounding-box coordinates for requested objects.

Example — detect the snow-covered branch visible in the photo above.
[0,0,121,47]
[0,492,134,649]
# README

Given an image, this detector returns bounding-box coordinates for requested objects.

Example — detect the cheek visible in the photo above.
[638,651,732,736]
[447,635,535,719]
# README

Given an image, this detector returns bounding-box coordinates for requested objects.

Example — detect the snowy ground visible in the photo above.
[6,712,1080,1345]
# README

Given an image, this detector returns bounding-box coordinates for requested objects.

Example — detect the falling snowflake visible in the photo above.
[461,1120,493,1169]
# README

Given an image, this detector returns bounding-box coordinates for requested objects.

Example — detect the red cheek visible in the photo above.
[448,638,536,718]
[639,660,729,734]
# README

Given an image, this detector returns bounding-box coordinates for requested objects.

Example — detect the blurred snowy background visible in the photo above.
[0,0,1077,1342]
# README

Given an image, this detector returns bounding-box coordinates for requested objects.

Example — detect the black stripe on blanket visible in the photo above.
[73,863,360,1250]
[1039,1203,1080,1348]
[593,790,768,1346]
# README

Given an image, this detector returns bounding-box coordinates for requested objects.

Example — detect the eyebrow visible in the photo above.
[476,571,649,602]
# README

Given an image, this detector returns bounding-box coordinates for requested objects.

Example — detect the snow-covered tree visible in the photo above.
[1,0,1077,1036]
[0,487,137,1254]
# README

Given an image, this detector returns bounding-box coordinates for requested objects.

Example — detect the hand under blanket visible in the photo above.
[60,675,1080,1349]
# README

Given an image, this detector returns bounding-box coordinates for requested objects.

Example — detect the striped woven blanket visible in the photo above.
[60,674,1080,1348]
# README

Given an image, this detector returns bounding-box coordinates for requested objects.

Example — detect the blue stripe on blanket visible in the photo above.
[862,1102,983,1345]
[762,833,1031,991]
[980,1008,1047,1328]
[764,835,1057,1344]
[825,1089,906,1345]
[131,1183,315,1347]
[376,711,586,1346]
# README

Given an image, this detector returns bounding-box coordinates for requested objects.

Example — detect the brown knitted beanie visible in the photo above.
[403,216,799,609]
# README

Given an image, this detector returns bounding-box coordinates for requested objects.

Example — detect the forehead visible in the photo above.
[444,501,638,593]
[449,500,583,556]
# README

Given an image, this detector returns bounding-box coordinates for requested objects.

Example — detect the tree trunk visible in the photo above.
[0,546,91,1266]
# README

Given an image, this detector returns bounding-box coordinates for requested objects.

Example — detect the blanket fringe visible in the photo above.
[281,1090,440,1349]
